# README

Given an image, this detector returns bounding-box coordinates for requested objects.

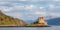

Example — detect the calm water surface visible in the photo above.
[0,26,60,30]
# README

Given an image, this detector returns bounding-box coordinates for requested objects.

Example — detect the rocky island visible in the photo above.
[26,17,49,27]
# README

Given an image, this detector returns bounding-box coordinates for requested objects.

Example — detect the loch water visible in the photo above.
[0,26,60,30]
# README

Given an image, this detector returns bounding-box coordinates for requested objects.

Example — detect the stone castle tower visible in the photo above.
[38,17,48,26]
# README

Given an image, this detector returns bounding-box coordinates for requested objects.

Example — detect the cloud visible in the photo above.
[50,13,60,18]
[33,11,46,15]
[0,0,60,2]
[0,2,10,4]
[3,7,13,12]
[47,13,60,19]
[11,12,22,18]
[25,5,36,10]
[19,0,29,1]
[51,0,60,1]
[55,6,60,9]
[40,6,45,9]
[5,12,23,18]
[30,0,60,2]
[32,11,47,17]
[0,0,60,20]
[0,0,18,1]
[48,5,55,10]
[13,5,25,10]
[13,5,37,11]
[0,6,13,12]
[27,16,34,20]
[48,4,60,11]
[31,0,40,2]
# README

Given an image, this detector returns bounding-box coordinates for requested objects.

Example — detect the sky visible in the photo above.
[0,0,60,21]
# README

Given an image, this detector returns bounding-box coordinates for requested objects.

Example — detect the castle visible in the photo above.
[38,17,48,26]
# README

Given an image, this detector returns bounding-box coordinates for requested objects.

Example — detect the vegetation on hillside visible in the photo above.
[0,11,27,26]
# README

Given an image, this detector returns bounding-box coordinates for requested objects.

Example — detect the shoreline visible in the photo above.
[0,26,51,28]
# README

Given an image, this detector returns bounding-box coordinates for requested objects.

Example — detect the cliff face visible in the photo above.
[0,11,27,26]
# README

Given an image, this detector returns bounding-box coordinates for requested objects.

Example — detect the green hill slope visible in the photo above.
[0,11,27,26]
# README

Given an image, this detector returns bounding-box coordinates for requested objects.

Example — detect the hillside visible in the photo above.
[0,11,27,26]
[47,17,60,25]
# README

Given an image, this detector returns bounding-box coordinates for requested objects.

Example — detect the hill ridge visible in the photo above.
[0,11,27,26]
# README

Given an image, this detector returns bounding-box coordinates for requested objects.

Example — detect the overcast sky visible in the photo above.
[0,0,60,21]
